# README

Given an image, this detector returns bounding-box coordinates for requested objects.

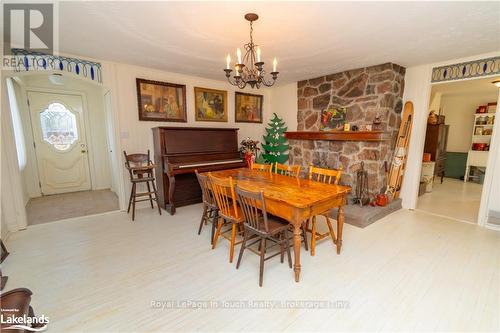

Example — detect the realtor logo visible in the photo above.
[3,3,54,55]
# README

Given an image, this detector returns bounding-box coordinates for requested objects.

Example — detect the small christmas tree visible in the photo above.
[261,113,289,164]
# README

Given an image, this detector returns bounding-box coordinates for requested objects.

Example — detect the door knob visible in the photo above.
[81,150,87,153]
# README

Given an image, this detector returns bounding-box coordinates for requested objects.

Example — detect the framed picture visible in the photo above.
[194,87,228,122]
[136,78,187,122]
[320,106,347,131]
[235,92,263,123]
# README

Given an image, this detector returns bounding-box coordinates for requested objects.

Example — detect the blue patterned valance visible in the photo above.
[432,56,500,83]
[11,48,102,83]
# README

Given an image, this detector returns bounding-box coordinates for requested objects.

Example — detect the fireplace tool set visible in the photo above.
[352,161,391,207]
[353,162,370,206]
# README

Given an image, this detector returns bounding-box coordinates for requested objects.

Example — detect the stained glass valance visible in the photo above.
[11,48,102,84]
[432,57,500,83]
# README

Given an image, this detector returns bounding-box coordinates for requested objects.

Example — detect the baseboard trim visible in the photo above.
[488,209,500,219]
[92,186,112,191]
[485,222,500,231]
[414,209,477,225]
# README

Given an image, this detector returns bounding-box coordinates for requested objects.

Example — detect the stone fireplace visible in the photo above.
[288,63,405,196]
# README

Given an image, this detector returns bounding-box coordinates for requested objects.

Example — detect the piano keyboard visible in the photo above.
[177,159,244,169]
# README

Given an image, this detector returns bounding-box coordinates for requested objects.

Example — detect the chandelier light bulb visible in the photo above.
[237,48,242,64]
[257,47,261,62]
[226,54,231,69]
[273,57,277,72]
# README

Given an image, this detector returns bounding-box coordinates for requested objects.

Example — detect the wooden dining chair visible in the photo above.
[274,163,301,178]
[251,162,272,173]
[123,150,162,221]
[208,174,245,263]
[195,170,218,244]
[235,186,292,287]
[306,165,343,256]
[272,163,308,250]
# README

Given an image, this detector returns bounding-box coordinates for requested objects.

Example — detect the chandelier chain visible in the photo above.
[249,21,253,45]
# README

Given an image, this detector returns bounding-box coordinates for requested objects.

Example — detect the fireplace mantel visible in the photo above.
[285,131,391,142]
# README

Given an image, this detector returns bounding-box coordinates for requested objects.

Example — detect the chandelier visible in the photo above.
[224,13,278,89]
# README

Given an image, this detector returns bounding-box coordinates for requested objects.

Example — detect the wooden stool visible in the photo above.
[124,150,162,221]
[306,165,343,256]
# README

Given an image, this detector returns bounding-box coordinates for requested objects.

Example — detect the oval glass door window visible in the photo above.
[40,102,78,151]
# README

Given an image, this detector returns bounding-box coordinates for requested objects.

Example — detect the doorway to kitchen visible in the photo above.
[416,76,499,223]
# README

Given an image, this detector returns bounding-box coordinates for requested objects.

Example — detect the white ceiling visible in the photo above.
[57,1,500,84]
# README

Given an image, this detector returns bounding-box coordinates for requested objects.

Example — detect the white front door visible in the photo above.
[28,91,92,195]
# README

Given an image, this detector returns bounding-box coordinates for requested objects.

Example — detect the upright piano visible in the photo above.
[152,127,246,215]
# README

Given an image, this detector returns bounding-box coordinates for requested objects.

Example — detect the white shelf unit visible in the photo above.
[465,108,496,183]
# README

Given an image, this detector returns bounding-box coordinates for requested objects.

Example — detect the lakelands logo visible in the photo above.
[1,313,49,332]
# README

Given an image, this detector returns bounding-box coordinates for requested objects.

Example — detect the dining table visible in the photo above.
[208,167,351,282]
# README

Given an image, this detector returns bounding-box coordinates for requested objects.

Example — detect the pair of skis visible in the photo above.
[386,101,414,199]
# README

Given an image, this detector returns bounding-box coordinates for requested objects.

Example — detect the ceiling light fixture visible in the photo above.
[492,79,500,88]
[48,73,64,85]
[224,13,278,89]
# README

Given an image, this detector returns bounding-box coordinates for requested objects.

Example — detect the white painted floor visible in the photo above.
[4,204,499,332]
[417,177,482,224]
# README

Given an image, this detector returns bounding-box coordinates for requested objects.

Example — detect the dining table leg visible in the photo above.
[336,206,344,254]
[293,224,301,282]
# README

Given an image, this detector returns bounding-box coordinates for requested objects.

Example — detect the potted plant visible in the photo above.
[239,137,260,167]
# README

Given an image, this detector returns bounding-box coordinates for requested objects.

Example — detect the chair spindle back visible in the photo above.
[195,170,214,206]
[235,187,269,233]
[251,163,272,173]
[308,165,342,185]
[208,174,239,219]
[123,150,153,180]
[274,163,301,178]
